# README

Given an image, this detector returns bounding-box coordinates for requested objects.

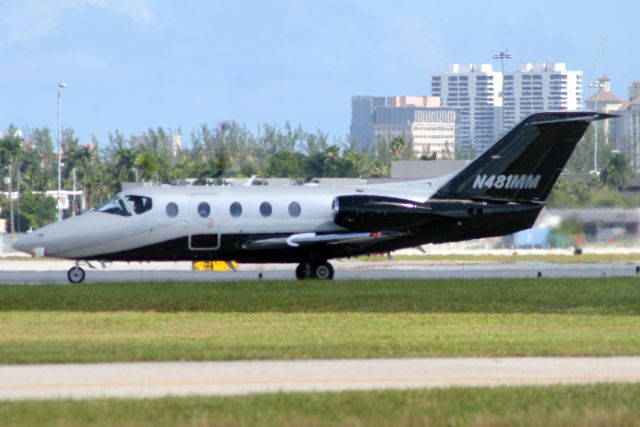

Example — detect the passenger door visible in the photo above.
[187,199,221,251]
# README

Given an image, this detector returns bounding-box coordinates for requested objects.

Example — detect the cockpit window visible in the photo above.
[96,197,131,217]
[125,195,153,214]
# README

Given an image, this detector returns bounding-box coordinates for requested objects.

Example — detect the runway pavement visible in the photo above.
[0,260,638,284]
[1,357,640,400]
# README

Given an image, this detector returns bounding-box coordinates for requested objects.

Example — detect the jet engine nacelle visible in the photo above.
[332,195,434,231]
[332,195,514,232]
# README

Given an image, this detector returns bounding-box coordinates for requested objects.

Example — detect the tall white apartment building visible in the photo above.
[431,64,502,156]
[502,63,582,132]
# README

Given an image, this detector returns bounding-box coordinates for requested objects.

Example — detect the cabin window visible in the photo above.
[198,202,211,218]
[288,201,301,217]
[96,197,131,217]
[230,202,242,218]
[259,202,272,217]
[125,195,152,214]
[166,202,179,218]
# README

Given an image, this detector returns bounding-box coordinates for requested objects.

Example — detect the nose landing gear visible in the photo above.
[295,261,334,280]
[67,265,86,283]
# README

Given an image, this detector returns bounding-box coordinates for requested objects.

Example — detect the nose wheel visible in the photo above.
[67,266,86,283]
[295,261,334,280]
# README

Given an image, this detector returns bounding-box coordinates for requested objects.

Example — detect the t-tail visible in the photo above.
[432,111,616,203]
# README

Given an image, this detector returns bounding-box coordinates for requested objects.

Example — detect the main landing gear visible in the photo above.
[67,265,86,284]
[295,261,334,280]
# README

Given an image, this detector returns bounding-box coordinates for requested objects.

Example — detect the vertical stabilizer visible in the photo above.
[432,111,616,203]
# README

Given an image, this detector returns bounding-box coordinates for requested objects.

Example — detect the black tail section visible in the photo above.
[432,111,616,203]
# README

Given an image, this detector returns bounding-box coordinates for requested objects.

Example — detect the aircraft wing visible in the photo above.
[241,231,402,251]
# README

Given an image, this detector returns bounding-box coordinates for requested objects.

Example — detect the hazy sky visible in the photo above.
[1,0,637,145]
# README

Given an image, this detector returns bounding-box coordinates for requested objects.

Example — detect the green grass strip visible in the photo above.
[1,278,640,314]
[1,311,640,363]
[2,383,640,426]
[2,279,640,363]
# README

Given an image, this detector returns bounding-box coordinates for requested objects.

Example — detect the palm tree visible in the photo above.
[111,146,138,183]
[134,151,160,183]
[0,126,24,233]
[0,125,22,170]
[600,152,632,190]
[390,136,405,160]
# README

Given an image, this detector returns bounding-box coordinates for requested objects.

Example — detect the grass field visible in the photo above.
[2,278,640,426]
[2,278,640,313]
[1,278,640,363]
[2,383,640,427]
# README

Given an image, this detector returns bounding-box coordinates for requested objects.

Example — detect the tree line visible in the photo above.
[0,122,416,231]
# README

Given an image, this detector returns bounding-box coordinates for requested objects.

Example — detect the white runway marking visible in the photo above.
[1,357,640,400]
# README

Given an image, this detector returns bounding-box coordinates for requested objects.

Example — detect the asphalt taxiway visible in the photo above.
[0,259,638,284]
[1,357,640,400]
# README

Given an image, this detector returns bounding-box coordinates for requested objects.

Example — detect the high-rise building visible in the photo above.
[350,96,456,158]
[502,63,583,132]
[350,96,386,151]
[431,64,502,157]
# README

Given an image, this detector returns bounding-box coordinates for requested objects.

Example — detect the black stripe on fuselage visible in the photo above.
[76,204,542,263]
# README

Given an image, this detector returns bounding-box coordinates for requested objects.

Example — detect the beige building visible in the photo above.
[629,81,640,101]
[383,96,441,108]
[617,99,640,172]
[351,95,457,158]
[614,80,640,173]
[585,75,625,147]
[373,107,457,159]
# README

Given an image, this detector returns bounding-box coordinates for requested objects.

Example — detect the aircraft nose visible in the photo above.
[13,233,44,256]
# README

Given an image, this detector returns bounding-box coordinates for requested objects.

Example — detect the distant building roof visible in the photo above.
[391,160,470,179]
[618,98,640,112]
[545,208,640,224]
[585,90,625,104]
[598,74,611,82]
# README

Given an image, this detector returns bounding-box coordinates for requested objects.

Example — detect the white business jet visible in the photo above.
[13,111,614,282]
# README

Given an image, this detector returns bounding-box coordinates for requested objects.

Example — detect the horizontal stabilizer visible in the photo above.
[526,112,617,126]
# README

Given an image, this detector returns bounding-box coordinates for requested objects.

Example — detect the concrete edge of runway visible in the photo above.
[1,357,640,401]
[2,259,640,284]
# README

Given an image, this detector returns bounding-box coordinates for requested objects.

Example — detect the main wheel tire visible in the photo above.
[311,262,334,280]
[295,263,307,280]
[67,266,86,284]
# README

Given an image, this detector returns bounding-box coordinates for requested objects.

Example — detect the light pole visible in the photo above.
[493,50,512,134]
[588,80,604,173]
[57,82,67,221]
[72,167,76,216]
[5,165,14,234]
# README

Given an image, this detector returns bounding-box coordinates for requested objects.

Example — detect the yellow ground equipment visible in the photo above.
[192,261,238,271]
